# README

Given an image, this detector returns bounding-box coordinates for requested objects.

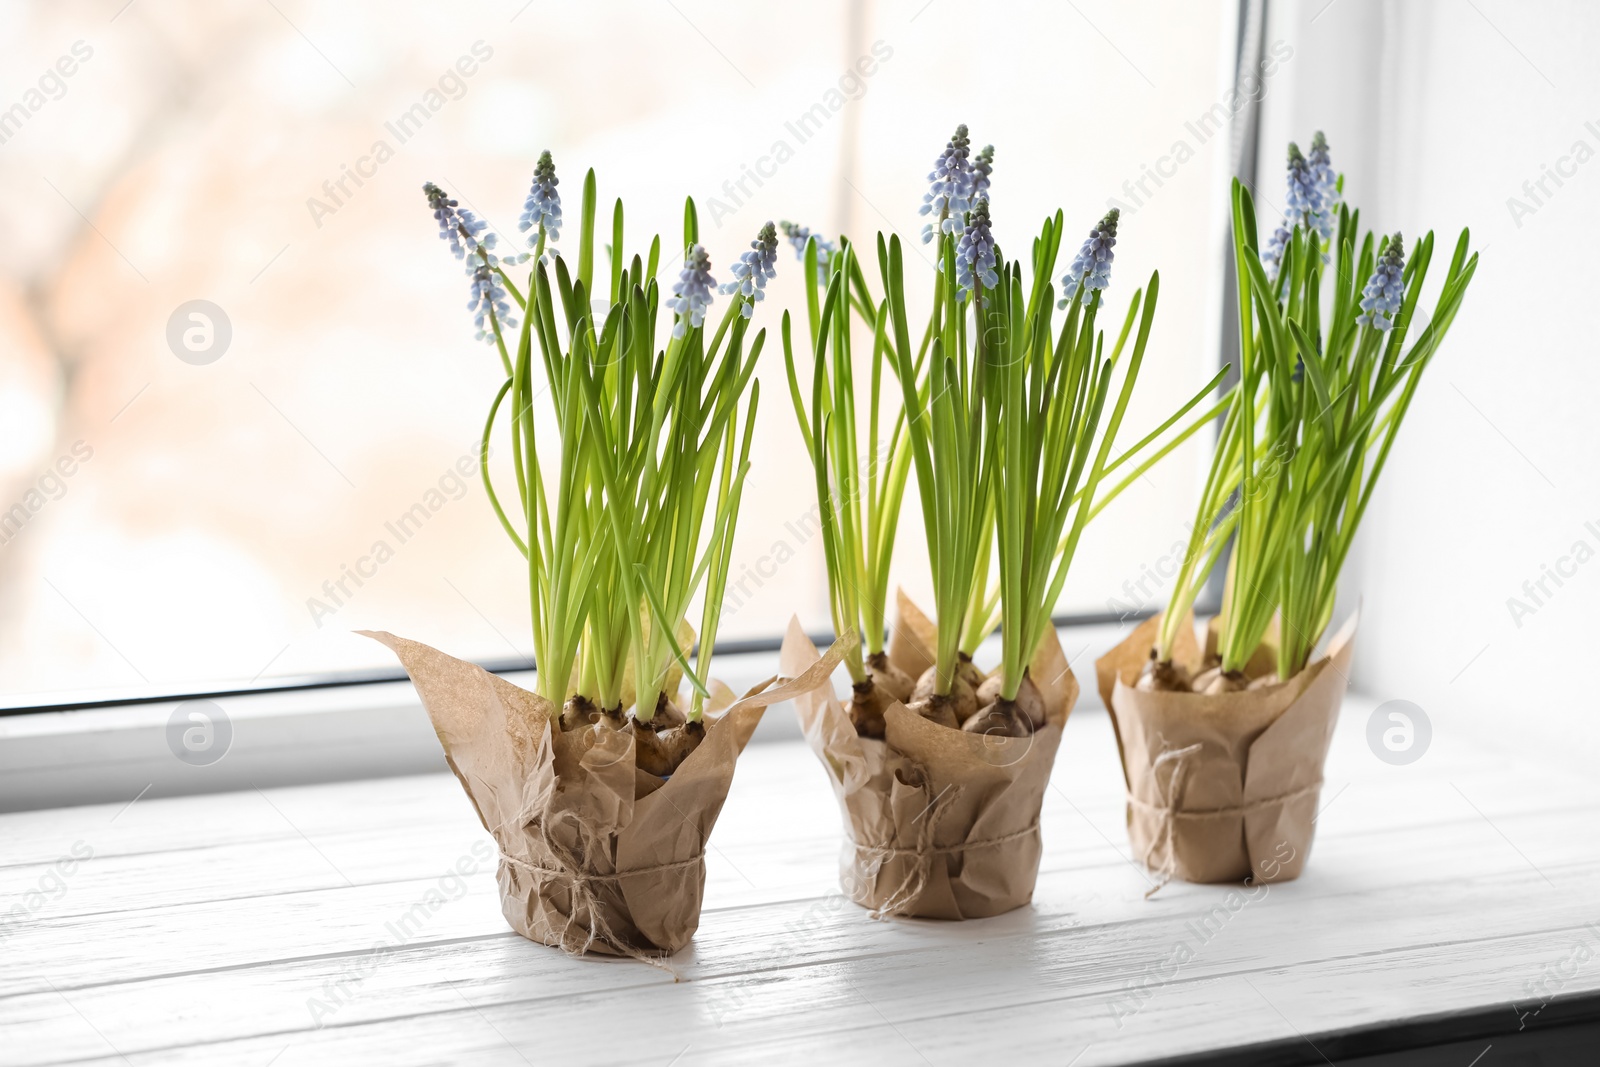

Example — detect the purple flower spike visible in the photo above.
[519,150,562,260]
[668,244,717,338]
[919,124,975,243]
[721,222,779,319]
[778,220,835,282]
[1060,209,1119,306]
[1357,233,1406,331]
[424,181,524,344]
[955,199,998,301]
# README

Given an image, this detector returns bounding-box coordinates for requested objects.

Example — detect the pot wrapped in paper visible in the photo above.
[781,592,1077,920]
[1094,611,1358,890]
[364,630,849,958]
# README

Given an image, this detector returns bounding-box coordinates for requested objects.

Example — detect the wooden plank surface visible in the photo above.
[2,695,1598,1066]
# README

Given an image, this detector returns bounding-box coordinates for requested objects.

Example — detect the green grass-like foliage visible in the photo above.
[474,173,763,718]
[781,237,915,684]
[879,231,1001,697]
[874,217,1228,701]
[1156,178,1479,679]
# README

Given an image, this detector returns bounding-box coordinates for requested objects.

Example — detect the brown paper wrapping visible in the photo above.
[781,592,1078,920]
[1094,611,1358,888]
[362,629,849,959]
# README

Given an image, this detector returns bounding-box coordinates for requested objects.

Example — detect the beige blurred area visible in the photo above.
[0,0,1231,700]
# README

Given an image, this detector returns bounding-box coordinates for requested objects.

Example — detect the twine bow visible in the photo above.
[1128,741,1323,899]
[498,807,698,976]
[849,779,1043,919]
[858,779,964,919]
[1135,742,1203,899]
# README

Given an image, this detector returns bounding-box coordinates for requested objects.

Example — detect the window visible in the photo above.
[0,0,1238,704]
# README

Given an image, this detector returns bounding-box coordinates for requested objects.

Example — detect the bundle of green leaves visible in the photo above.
[1144,134,1479,693]
[780,233,920,736]
[422,158,772,775]
[789,125,1229,738]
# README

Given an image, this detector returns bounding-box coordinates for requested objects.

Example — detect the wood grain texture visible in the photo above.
[2,696,1597,1066]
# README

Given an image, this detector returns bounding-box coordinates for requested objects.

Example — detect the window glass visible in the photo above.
[0,0,1232,700]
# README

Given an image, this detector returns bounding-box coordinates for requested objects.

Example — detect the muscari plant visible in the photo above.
[422,154,773,775]
[771,133,993,738]
[779,230,919,737]
[776,127,993,737]
[787,125,1231,737]
[1142,132,1478,693]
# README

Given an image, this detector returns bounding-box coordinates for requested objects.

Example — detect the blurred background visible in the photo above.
[1,0,1597,772]
[0,0,1236,701]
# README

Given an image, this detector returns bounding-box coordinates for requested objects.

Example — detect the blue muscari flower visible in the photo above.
[468,264,515,343]
[1261,218,1291,282]
[425,181,523,343]
[919,124,974,243]
[1357,233,1406,331]
[1263,134,1339,281]
[1285,144,1318,225]
[955,199,998,301]
[1308,131,1340,225]
[778,220,834,280]
[668,244,717,338]
[1285,140,1335,246]
[721,222,779,319]
[518,149,562,258]
[1059,209,1119,307]
[972,144,994,201]
[426,181,482,261]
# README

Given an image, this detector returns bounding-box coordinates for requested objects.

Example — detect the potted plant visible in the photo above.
[782,127,1228,918]
[366,156,848,960]
[1096,134,1479,890]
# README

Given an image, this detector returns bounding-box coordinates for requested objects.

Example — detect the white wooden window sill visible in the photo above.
[3,626,1598,1064]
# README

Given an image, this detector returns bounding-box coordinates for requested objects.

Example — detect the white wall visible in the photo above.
[1261,0,1600,768]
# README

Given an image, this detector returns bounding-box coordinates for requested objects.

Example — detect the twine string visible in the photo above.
[486,649,853,970]
[859,778,963,919]
[498,807,701,976]
[1137,742,1202,899]
[847,779,1041,919]
[1129,741,1322,900]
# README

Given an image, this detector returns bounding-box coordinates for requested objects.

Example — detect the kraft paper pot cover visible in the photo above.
[1093,611,1358,889]
[780,596,1077,920]
[363,629,850,958]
